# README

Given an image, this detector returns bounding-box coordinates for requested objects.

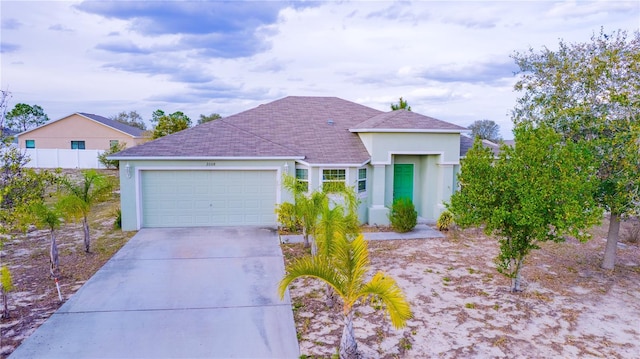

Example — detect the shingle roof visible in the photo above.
[114,96,465,164]
[351,109,467,132]
[78,113,146,137]
[460,135,501,157]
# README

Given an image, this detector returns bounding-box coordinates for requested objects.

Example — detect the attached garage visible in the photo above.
[139,169,278,228]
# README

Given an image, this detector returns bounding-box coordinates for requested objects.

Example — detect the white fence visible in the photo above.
[23,149,107,169]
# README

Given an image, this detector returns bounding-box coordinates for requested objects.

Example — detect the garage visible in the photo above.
[140,170,277,228]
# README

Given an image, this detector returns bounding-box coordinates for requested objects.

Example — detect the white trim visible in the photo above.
[349,128,466,134]
[110,156,304,161]
[319,167,349,192]
[133,166,281,230]
[295,159,370,168]
[371,151,445,165]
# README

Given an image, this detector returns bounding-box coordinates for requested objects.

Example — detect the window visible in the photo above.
[358,168,367,193]
[322,169,346,192]
[71,141,86,150]
[295,168,309,192]
[109,140,119,147]
[25,139,35,149]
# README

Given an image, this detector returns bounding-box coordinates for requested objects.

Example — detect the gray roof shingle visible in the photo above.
[78,113,146,137]
[115,96,465,164]
[351,109,467,132]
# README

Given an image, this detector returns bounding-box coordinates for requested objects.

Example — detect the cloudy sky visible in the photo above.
[1,1,638,139]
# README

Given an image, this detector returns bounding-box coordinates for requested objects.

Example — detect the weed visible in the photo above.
[465,303,476,309]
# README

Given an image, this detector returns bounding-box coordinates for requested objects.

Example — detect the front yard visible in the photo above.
[284,219,640,358]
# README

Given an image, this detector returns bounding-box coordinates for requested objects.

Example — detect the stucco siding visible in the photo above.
[19,114,143,150]
[367,132,461,164]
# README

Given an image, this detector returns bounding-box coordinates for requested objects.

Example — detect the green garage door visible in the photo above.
[141,170,277,227]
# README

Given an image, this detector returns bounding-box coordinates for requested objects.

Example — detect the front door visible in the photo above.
[393,164,414,202]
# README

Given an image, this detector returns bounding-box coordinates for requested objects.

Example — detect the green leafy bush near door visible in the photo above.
[389,198,417,233]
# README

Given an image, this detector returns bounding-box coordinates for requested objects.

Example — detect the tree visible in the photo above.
[512,29,640,270]
[29,201,64,279]
[282,174,326,249]
[98,141,127,169]
[150,110,191,139]
[111,111,146,130]
[5,103,49,132]
[448,124,602,292]
[390,97,411,111]
[1,266,13,319]
[58,170,114,253]
[198,113,222,124]
[468,119,501,142]
[279,234,412,359]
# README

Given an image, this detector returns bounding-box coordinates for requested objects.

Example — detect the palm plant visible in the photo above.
[279,234,412,359]
[58,170,114,253]
[282,174,327,249]
[30,201,63,278]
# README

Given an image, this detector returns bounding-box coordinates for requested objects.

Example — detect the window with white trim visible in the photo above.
[71,140,85,150]
[322,169,346,192]
[295,168,309,192]
[358,168,367,193]
[25,139,35,149]
[109,140,119,147]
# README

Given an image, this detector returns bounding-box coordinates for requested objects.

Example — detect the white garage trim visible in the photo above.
[133,166,282,229]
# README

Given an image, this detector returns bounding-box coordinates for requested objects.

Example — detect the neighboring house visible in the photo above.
[111,96,467,230]
[459,134,501,157]
[17,112,148,150]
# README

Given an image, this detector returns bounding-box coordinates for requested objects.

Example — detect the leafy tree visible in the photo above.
[58,170,114,253]
[390,97,411,111]
[150,110,191,139]
[5,103,49,132]
[198,113,222,124]
[468,119,501,142]
[29,201,64,278]
[512,29,640,270]
[111,110,146,130]
[98,141,127,169]
[279,234,412,359]
[448,124,602,292]
[1,265,13,319]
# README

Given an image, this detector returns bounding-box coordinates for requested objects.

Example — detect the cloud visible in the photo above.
[1,18,21,30]
[250,58,287,73]
[49,24,74,32]
[366,1,423,22]
[96,41,151,54]
[103,59,215,84]
[0,43,20,53]
[75,1,311,58]
[546,1,637,19]
[416,60,519,85]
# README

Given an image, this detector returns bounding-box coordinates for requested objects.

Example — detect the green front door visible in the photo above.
[393,164,414,202]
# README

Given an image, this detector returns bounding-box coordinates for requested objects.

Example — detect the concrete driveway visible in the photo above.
[9,227,300,358]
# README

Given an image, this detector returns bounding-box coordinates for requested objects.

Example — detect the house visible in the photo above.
[17,112,148,150]
[111,96,466,230]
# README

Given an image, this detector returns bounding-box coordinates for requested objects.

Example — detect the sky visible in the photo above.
[1,1,639,139]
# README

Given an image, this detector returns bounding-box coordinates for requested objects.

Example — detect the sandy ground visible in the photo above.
[284,219,640,358]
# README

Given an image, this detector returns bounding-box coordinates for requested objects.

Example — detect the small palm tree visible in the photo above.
[282,174,327,249]
[30,201,63,278]
[58,170,114,253]
[279,234,412,359]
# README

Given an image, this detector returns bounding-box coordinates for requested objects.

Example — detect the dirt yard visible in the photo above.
[284,218,640,358]
[0,170,134,359]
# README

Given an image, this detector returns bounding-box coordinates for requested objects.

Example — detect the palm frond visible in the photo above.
[360,271,412,329]
[278,256,346,301]
[333,234,369,302]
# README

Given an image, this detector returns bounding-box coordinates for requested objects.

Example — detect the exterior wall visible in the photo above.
[358,132,461,224]
[119,159,289,231]
[19,114,144,150]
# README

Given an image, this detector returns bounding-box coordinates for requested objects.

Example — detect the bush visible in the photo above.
[437,210,454,231]
[113,208,122,230]
[275,202,301,233]
[388,198,417,233]
[98,142,127,169]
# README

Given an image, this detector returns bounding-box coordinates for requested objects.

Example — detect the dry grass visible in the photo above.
[284,218,640,358]
[0,169,135,358]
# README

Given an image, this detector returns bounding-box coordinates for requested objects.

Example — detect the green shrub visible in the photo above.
[98,142,127,169]
[275,202,301,232]
[388,198,417,233]
[113,208,122,229]
[437,210,454,231]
